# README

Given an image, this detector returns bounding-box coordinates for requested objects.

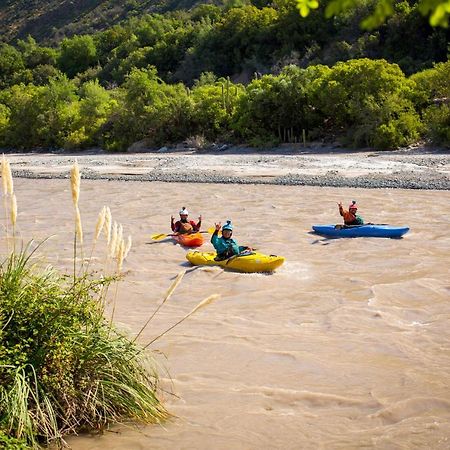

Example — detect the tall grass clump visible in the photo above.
[0,157,212,448]
[0,247,168,448]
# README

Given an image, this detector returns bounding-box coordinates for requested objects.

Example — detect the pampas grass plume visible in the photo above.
[70,161,80,207]
[109,221,118,257]
[75,206,83,244]
[188,294,219,315]
[10,193,17,227]
[142,290,219,349]
[2,157,13,196]
[165,270,185,301]
[94,206,106,241]
[5,161,13,195]
[115,224,123,256]
[104,206,112,244]
[132,269,187,344]
[1,155,7,195]
[117,239,125,271]
[124,235,132,259]
[1,155,5,194]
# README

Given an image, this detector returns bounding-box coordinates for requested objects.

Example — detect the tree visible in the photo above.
[311,58,422,148]
[411,61,450,145]
[232,65,328,145]
[58,35,98,78]
[66,80,115,149]
[0,83,43,147]
[17,36,57,69]
[296,0,450,29]
[0,104,10,146]
[0,44,25,89]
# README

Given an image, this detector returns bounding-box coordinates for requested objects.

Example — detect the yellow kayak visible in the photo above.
[186,250,285,273]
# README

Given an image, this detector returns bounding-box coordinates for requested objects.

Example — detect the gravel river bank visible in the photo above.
[4,146,450,190]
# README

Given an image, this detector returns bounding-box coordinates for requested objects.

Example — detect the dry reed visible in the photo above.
[1,155,7,195]
[142,294,220,350]
[105,206,112,244]
[70,161,80,207]
[94,206,106,241]
[116,224,123,257]
[109,222,118,258]
[10,193,17,229]
[2,156,14,196]
[2,156,15,249]
[117,239,125,272]
[124,235,132,259]
[75,206,83,245]
[134,270,186,343]
[6,162,13,196]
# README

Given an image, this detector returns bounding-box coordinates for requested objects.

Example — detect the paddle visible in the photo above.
[224,251,255,265]
[151,227,218,241]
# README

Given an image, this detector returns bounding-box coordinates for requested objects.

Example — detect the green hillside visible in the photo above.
[0,0,207,43]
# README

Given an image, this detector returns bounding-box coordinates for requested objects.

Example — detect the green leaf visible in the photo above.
[296,0,320,18]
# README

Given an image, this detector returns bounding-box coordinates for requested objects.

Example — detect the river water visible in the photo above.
[8,179,450,449]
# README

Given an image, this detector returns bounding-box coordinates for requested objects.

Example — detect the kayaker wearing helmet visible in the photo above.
[338,200,364,226]
[171,207,202,234]
[211,220,251,260]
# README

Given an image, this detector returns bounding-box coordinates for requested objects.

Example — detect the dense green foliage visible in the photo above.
[411,61,450,144]
[0,58,448,150]
[0,2,448,150]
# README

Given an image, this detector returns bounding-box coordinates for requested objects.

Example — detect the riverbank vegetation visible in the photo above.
[0,1,448,150]
[0,157,217,447]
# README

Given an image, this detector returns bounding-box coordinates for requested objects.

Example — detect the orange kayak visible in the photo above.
[173,232,204,247]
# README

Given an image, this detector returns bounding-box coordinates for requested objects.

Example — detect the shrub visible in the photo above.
[423,104,450,146]
[232,65,329,144]
[0,248,168,447]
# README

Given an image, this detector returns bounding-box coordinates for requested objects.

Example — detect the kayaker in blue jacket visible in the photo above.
[211,220,251,260]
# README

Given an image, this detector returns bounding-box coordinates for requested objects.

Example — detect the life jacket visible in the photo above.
[343,210,358,225]
[177,220,194,234]
[215,242,236,260]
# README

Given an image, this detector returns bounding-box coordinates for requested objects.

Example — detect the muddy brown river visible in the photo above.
[7,179,450,449]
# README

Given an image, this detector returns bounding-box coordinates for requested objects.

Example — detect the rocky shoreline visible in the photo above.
[6,146,450,190]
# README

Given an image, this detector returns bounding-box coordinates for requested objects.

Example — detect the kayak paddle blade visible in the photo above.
[151,233,169,241]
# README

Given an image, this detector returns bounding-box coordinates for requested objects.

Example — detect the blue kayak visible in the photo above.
[312,224,409,238]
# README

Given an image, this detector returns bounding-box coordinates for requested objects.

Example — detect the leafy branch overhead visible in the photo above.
[296,0,450,28]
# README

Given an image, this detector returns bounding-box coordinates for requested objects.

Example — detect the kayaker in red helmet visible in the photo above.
[211,220,251,260]
[338,200,364,226]
[171,207,202,234]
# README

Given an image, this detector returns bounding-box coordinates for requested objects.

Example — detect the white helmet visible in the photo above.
[179,207,189,215]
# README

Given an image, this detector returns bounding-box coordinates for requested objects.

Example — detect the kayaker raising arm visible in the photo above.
[211,220,251,260]
[338,201,364,226]
[171,207,202,234]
